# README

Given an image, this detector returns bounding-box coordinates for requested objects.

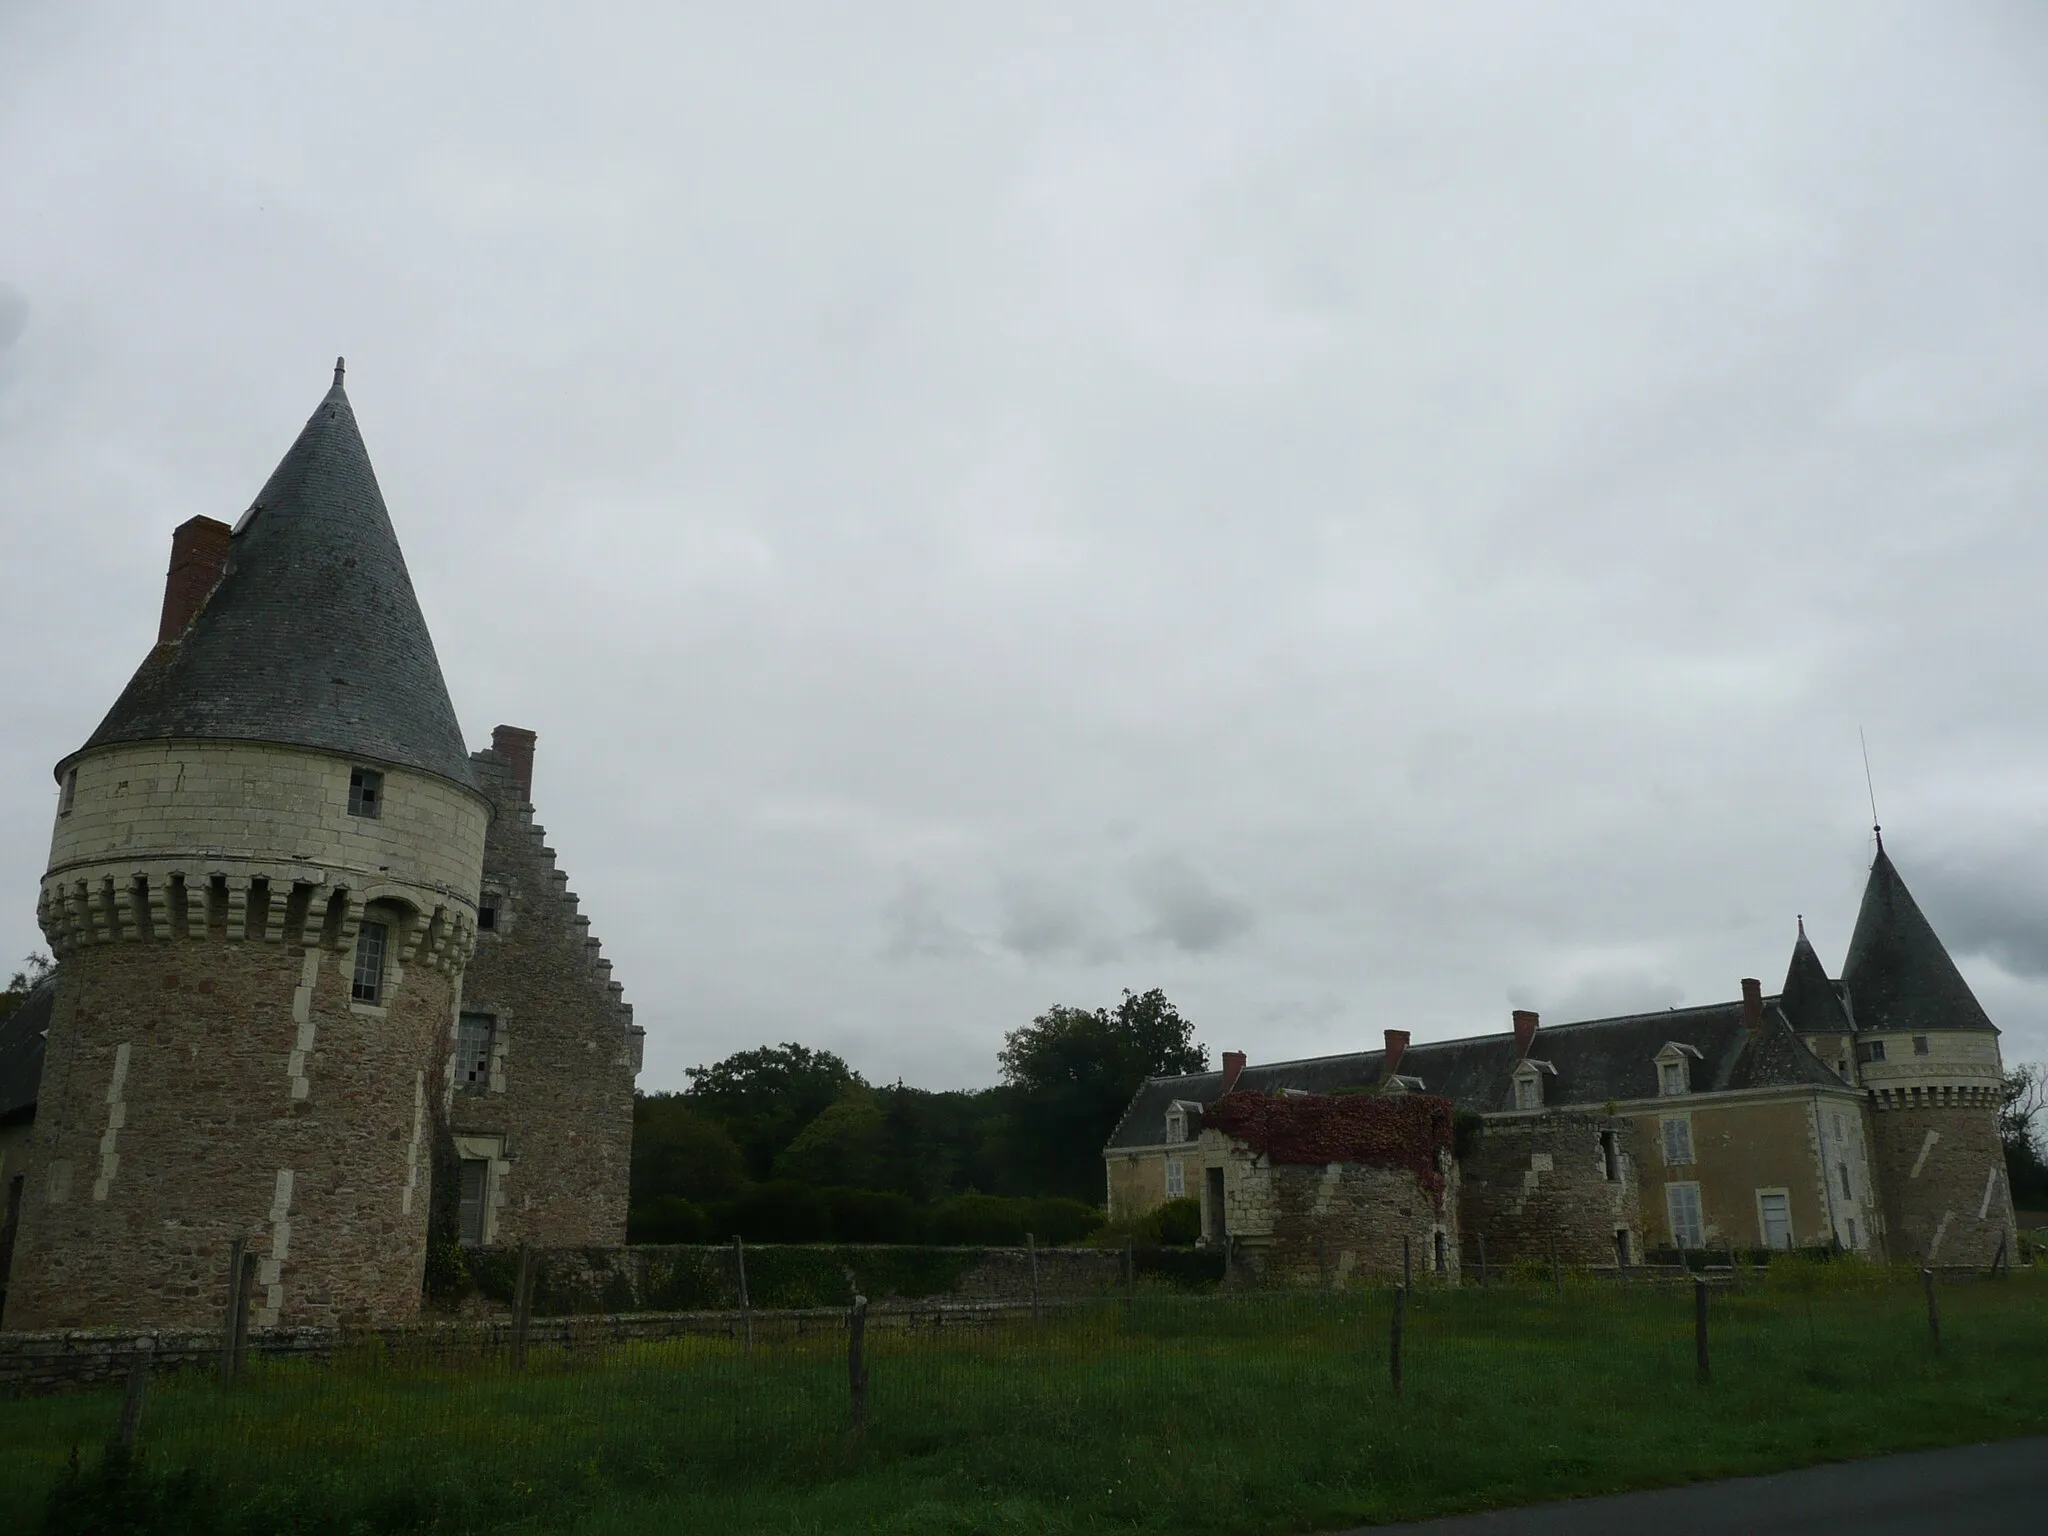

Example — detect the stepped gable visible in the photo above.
[1778,923,1854,1037]
[1842,845,1995,1033]
[0,975,54,1126]
[71,363,477,791]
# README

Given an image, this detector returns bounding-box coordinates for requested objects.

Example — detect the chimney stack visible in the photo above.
[1741,977,1764,1036]
[1512,1009,1540,1060]
[1219,1050,1246,1096]
[157,516,232,643]
[491,725,537,803]
[1382,1029,1411,1083]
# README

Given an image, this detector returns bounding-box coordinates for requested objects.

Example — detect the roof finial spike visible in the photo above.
[333,356,346,386]
[1797,914,1806,941]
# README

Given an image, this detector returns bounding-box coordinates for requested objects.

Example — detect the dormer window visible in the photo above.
[1655,1042,1702,1096]
[348,768,383,819]
[1165,1108,1187,1144]
[1514,1075,1540,1109]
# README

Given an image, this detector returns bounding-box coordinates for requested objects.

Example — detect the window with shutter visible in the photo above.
[1666,1182,1704,1249]
[1660,1115,1693,1165]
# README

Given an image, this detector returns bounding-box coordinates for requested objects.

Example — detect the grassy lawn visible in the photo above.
[7,1264,2045,1534]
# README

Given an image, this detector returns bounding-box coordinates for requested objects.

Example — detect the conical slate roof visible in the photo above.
[1841,844,1994,1034]
[1778,923,1853,1037]
[70,366,477,790]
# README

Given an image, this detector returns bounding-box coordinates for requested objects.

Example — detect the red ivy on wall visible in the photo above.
[1203,1092,1455,1196]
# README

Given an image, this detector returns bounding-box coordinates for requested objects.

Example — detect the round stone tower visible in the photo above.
[1844,836,2016,1267]
[6,363,488,1331]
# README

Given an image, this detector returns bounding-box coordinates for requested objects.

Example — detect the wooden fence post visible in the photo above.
[1694,1276,1710,1386]
[1401,1234,1412,1291]
[734,1234,753,1354]
[1921,1267,1941,1353]
[1549,1238,1562,1297]
[1026,1232,1041,1326]
[113,1340,152,1458]
[1389,1285,1406,1396]
[1988,1231,2008,1279]
[847,1294,869,1435]
[1476,1234,1488,1286]
[1124,1236,1136,1317]
[219,1238,253,1386]
[511,1243,534,1369]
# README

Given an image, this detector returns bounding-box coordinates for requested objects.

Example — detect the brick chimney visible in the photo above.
[157,516,232,642]
[1512,1009,1540,1060]
[491,725,537,802]
[1382,1029,1410,1082]
[1219,1050,1246,1096]
[1741,977,1764,1036]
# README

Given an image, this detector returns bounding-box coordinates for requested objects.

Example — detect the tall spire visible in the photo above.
[1780,915,1851,1036]
[70,364,477,790]
[1842,842,1994,1034]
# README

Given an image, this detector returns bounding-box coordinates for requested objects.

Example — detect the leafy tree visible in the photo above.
[684,1043,864,1179]
[998,988,1206,1202]
[2000,1063,2048,1210]
[0,951,53,1024]
[631,1094,746,1206]
[773,1086,887,1190]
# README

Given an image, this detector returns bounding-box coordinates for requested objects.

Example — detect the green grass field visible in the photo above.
[8,1264,2046,1534]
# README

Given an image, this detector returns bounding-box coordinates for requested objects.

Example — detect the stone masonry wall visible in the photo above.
[449,733,638,1249]
[1869,1101,2016,1266]
[1459,1111,1640,1267]
[5,935,453,1331]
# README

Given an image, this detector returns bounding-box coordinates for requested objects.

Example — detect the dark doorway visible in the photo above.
[1614,1228,1631,1268]
[0,1174,24,1327]
[1204,1167,1226,1243]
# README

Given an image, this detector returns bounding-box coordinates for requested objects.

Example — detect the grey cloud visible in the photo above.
[1130,855,1256,955]
[879,878,977,963]
[0,285,25,353]
[996,877,1120,964]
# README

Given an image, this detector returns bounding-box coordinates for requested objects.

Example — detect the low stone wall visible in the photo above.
[434,1242,1133,1318]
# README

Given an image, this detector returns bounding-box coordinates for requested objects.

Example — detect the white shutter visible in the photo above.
[1661,1116,1693,1165]
[1666,1182,1704,1248]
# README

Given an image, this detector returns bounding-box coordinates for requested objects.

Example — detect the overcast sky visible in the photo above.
[3,3,2044,1092]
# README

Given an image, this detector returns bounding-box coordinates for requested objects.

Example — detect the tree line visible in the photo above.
[629,988,1207,1246]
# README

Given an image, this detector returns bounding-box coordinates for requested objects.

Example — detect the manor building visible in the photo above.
[0,364,642,1331]
[1108,842,2016,1274]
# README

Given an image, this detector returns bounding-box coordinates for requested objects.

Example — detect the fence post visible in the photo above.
[1026,1232,1041,1326]
[218,1237,255,1386]
[1694,1276,1710,1386]
[113,1339,152,1459]
[1988,1231,2008,1279]
[1921,1267,1941,1353]
[734,1234,753,1354]
[1549,1237,1562,1297]
[1389,1284,1406,1396]
[1124,1236,1136,1317]
[1401,1234,1412,1291]
[511,1243,534,1369]
[1476,1234,1488,1286]
[233,1248,256,1379]
[847,1293,869,1435]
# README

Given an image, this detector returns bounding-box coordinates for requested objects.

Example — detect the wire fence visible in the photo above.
[6,1261,2044,1532]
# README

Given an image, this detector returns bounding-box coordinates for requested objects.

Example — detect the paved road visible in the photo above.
[1348,1436,2047,1534]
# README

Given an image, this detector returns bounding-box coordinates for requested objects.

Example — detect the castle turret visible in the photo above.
[1842,838,2015,1265]
[8,363,489,1330]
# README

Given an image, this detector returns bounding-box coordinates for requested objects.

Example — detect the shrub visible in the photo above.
[629,1195,710,1244]
[421,1240,471,1304]
[1152,1196,1201,1246]
[929,1193,1031,1245]
[824,1188,926,1243]
[1026,1196,1108,1245]
[716,1181,830,1243]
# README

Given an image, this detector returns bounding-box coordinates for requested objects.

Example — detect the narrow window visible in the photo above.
[457,1158,489,1245]
[1164,1156,1185,1199]
[1838,1161,1852,1200]
[477,897,498,932]
[1599,1130,1619,1181]
[351,921,388,1004]
[1660,1060,1686,1096]
[1912,1035,1929,1056]
[457,1013,496,1090]
[347,768,383,818]
[1847,1216,1858,1248]
[59,769,78,816]
[1757,1191,1792,1249]
[1666,1182,1704,1249]
[1660,1115,1694,1166]
[1433,1230,1447,1274]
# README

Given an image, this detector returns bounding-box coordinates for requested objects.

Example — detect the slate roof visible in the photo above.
[1107,997,1848,1150]
[69,365,477,792]
[0,976,54,1126]
[1842,846,1995,1034]
[1778,926,1854,1038]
